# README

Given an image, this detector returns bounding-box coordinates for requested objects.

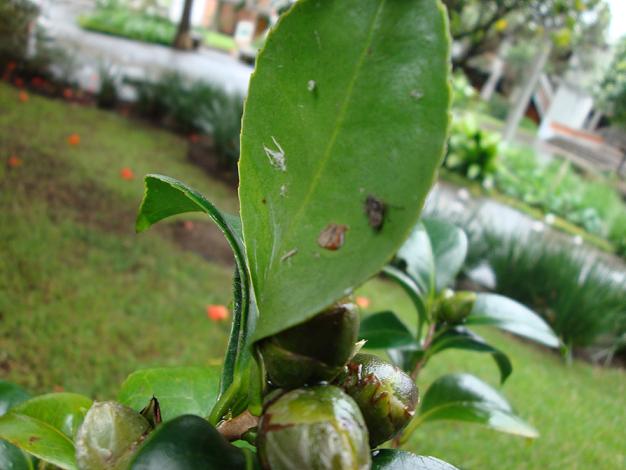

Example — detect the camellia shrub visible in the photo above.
[0,1,559,469]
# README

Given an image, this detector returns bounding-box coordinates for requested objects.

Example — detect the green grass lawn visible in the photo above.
[1,84,624,468]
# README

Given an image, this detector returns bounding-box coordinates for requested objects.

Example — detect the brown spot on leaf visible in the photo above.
[317,224,348,251]
[29,436,41,444]
[365,195,386,231]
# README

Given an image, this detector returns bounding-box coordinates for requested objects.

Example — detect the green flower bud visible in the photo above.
[435,290,477,324]
[337,353,418,447]
[76,401,150,470]
[258,386,371,470]
[258,302,359,388]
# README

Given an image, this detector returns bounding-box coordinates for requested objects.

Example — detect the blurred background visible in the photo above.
[0,0,625,468]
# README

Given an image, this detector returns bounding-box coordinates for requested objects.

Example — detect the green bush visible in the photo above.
[0,0,38,62]
[130,73,243,163]
[467,227,626,355]
[496,146,617,237]
[444,116,500,184]
[79,8,176,46]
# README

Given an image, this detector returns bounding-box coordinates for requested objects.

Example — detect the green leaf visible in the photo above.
[428,328,512,384]
[0,382,34,470]
[130,415,258,469]
[0,439,34,470]
[118,367,220,423]
[0,381,30,417]
[135,175,256,418]
[12,393,92,439]
[359,311,417,349]
[239,0,451,341]
[387,347,424,374]
[395,223,435,297]
[372,449,458,469]
[468,293,561,348]
[422,218,468,292]
[0,413,76,470]
[382,265,428,338]
[402,373,538,443]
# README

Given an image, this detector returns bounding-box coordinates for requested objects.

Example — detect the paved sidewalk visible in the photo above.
[41,0,253,97]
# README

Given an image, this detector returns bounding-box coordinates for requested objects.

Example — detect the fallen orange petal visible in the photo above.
[67,133,80,146]
[207,305,229,321]
[18,90,28,102]
[356,296,370,309]
[7,155,23,168]
[120,167,134,180]
[183,220,195,231]
[63,88,74,99]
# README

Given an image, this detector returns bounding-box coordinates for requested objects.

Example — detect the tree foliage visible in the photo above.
[445,0,608,67]
[596,37,626,125]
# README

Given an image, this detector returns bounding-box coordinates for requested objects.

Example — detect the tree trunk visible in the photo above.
[173,0,195,50]
[503,36,552,143]
[480,38,511,102]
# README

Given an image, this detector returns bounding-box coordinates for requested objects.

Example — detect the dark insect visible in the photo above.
[364,195,386,231]
[317,224,349,251]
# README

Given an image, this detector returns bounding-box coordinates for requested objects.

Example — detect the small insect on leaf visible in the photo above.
[364,195,386,231]
[317,224,349,251]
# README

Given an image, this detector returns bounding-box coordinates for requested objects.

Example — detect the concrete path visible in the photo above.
[40,0,253,97]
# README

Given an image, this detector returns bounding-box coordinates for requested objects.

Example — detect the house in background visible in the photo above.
[168,0,287,39]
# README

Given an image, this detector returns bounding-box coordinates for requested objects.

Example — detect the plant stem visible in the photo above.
[412,322,437,380]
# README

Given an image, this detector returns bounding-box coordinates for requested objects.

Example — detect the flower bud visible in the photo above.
[337,353,418,447]
[76,401,150,470]
[435,289,477,324]
[258,302,359,388]
[258,386,371,470]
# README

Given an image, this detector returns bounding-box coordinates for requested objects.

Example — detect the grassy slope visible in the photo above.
[0,83,236,398]
[1,84,624,468]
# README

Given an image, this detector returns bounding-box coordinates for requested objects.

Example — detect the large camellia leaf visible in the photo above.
[422,218,468,292]
[468,293,560,348]
[401,373,538,443]
[118,367,221,423]
[239,0,451,341]
[372,449,458,470]
[129,415,258,469]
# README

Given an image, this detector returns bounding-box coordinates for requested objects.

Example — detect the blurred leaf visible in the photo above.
[402,373,538,443]
[129,415,258,469]
[422,218,468,292]
[468,293,561,348]
[0,413,76,470]
[0,439,34,470]
[359,311,417,349]
[395,223,435,296]
[428,328,512,384]
[118,367,220,423]
[372,449,458,469]
[239,0,450,341]
[387,347,424,374]
[382,265,428,337]
[0,381,30,417]
[12,393,92,439]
